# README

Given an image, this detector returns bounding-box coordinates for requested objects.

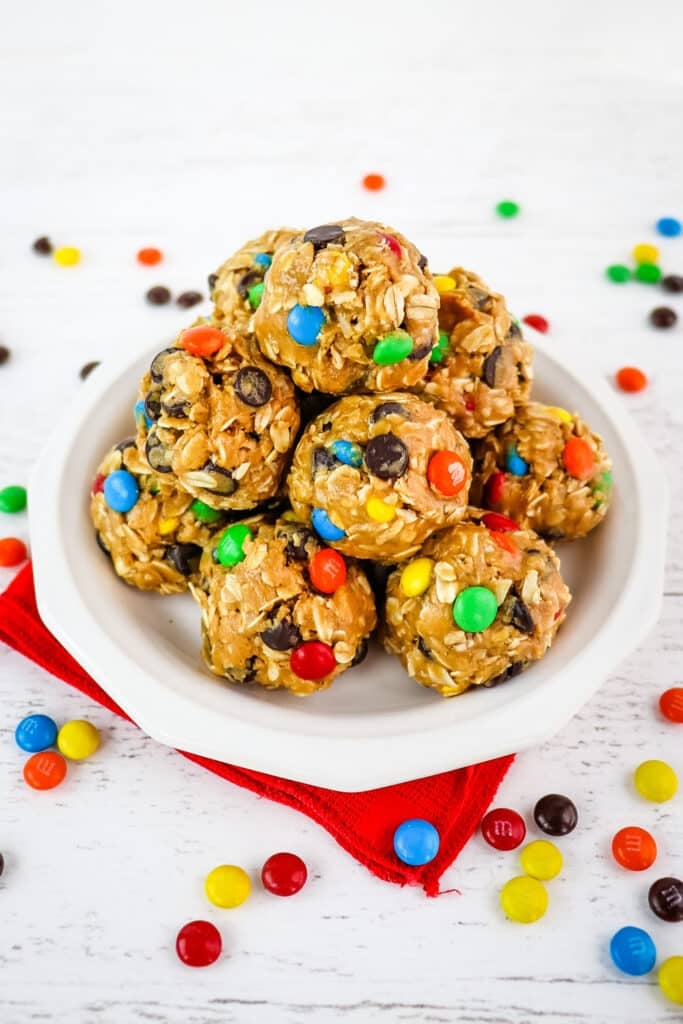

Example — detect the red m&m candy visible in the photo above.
[482,512,519,533]
[261,852,308,896]
[175,920,222,967]
[484,471,506,506]
[309,549,347,594]
[0,537,28,567]
[379,232,401,259]
[290,641,336,680]
[481,808,526,851]
[612,826,657,871]
[427,451,468,496]
[522,314,549,333]
[92,473,105,496]
[660,688,683,723]
[180,325,225,358]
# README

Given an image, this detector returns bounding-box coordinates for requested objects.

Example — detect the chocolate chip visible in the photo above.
[303,225,345,250]
[145,431,173,473]
[417,636,432,659]
[79,360,100,380]
[662,274,683,293]
[409,340,434,361]
[144,391,162,422]
[484,662,524,687]
[162,398,190,418]
[95,532,110,557]
[365,433,409,480]
[225,656,257,685]
[246,430,260,441]
[282,526,314,564]
[650,306,677,328]
[261,619,301,651]
[150,348,178,383]
[350,638,369,667]
[369,401,408,424]
[507,321,522,339]
[417,252,428,270]
[321,421,332,432]
[0,346,10,366]
[510,598,534,634]
[212,373,224,385]
[176,290,203,309]
[364,561,394,604]
[201,461,237,495]
[32,236,53,255]
[312,446,336,472]
[236,270,262,299]
[167,543,202,577]
[208,272,218,292]
[544,528,566,541]
[234,366,272,407]
[468,286,489,310]
[146,285,172,306]
[482,346,502,388]
[115,437,136,452]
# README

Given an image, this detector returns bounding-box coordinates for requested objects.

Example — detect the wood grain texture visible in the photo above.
[1,1,682,1021]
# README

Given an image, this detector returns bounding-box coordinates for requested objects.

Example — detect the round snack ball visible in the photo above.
[659,687,683,722]
[254,218,439,394]
[659,957,683,1005]
[261,852,307,896]
[287,393,472,563]
[211,227,298,332]
[616,366,648,393]
[23,751,67,790]
[57,720,100,761]
[500,876,548,923]
[533,794,578,836]
[0,485,27,514]
[519,840,563,880]
[136,324,299,511]
[190,515,376,695]
[0,537,28,566]
[480,807,526,851]
[650,306,677,328]
[383,522,570,696]
[471,401,613,541]
[175,920,222,967]
[205,864,251,908]
[412,267,532,438]
[611,826,657,871]
[90,440,225,594]
[609,926,656,976]
[648,877,683,923]
[393,819,440,866]
[656,217,682,237]
[634,759,678,802]
[606,264,631,283]
[15,714,58,753]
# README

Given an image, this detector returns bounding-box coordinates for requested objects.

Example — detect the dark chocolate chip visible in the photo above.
[364,561,394,604]
[650,306,677,328]
[408,341,434,361]
[144,391,162,422]
[234,366,272,407]
[32,236,53,255]
[146,285,172,306]
[350,637,369,667]
[225,656,257,685]
[162,398,190,418]
[370,401,407,424]
[648,877,683,922]
[115,437,136,452]
[544,528,566,541]
[145,431,173,473]
[303,225,345,250]
[176,290,203,309]
[79,360,100,380]
[482,346,502,388]
[201,461,237,495]
[468,286,490,310]
[282,526,315,564]
[533,794,578,836]
[417,252,428,270]
[246,430,260,441]
[484,662,524,687]
[260,619,301,651]
[150,348,178,383]
[208,272,218,292]
[662,274,683,293]
[321,421,332,432]
[417,636,433,659]
[167,543,202,577]
[0,346,10,366]
[95,532,110,557]
[365,433,409,480]
[312,446,337,472]
[510,597,534,634]
[236,270,262,299]
[507,321,522,339]
[212,372,224,385]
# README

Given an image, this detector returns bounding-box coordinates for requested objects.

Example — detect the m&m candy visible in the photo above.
[500,876,548,923]
[366,496,396,522]
[635,263,662,284]
[609,926,656,976]
[522,314,549,334]
[427,451,468,496]
[504,447,528,476]
[215,524,252,567]
[175,920,222,967]
[616,366,648,393]
[648,876,683,923]
[103,471,139,514]
[15,714,58,753]
[309,549,347,594]
[0,537,28,566]
[290,641,336,681]
[656,216,682,237]
[57,720,100,761]
[658,957,683,1005]
[191,500,223,524]
[634,759,678,802]
[480,807,526,851]
[205,864,251,908]
[23,751,67,790]
[372,331,414,365]
[330,440,363,467]
[399,558,433,597]
[520,840,563,880]
[605,264,631,283]
[247,282,264,309]
[659,687,683,723]
[180,325,224,357]
[253,252,272,268]
[393,819,440,866]
[611,826,657,871]
[0,485,27,514]
[362,172,385,192]
[287,305,325,346]
[632,243,659,265]
[496,199,520,219]
[453,586,498,633]
[481,512,519,533]
[53,246,81,267]
[137,247,163,265]
[433,275,456,295]
[311,508,346,542]
[261,852,307,896]
[562,437,595,480]
[533,794,578,836]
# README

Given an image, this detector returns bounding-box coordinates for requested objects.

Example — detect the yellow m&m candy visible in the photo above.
[400,558,433,597]
[53,246,81,267]
[158,517,179,535]
[632,243,659,265]
[542,406,573,424]
[205,864,251,908]
[659,957,683,1005]
[366,496,396,523]
[520,840,563,880]
[500,875,548,923]
[57,720,100,760]
[634,759,678,802]
[433,275,456,295]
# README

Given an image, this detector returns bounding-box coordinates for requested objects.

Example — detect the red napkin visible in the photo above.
[0,564,514,894]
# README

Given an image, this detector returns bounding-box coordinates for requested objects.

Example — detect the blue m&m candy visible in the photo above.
[505,446,528,476]
[287,305,325,346]
[104,470,140,513]
[656,217,682,238]
[330,440,363,468]
[393,819,440,866]
[253,252,272,268]
[311,508,346,542]
[134,399,153,429]
[15,714,58,753]
[609,926,657,976]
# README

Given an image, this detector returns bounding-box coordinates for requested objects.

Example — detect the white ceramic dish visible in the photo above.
[30,336,667,791]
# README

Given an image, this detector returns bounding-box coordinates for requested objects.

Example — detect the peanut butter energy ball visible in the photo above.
[210,227,298,332]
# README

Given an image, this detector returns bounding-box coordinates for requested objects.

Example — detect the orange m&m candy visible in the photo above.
[362,173,385,192]
[660,688,683,723]
[616,366,648,393]
[180,325,225,358]
[611,826,657,871]
[23,751,67,790]
[562,437,595,480]
[427,451,468,496]
[137,247,163,266]
[309,549,347,594]
[0,537,28,566]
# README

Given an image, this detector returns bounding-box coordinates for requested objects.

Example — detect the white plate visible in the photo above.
[30,338,667,791]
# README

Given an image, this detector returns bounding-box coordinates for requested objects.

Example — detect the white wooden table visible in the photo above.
[1,2,682,1021]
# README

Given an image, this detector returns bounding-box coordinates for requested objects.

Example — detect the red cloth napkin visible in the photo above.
[0,564,514,894]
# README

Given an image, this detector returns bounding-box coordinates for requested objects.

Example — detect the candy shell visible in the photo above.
[393,819,440,866]
[500,876,548,923]
[205,864,251,908]
[57,720,100,761]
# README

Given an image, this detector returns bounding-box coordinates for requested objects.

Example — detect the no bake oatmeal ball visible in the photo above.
[90,439,226,593]
[136,322,300,511]
[383,520,571,696]
[287,393,472,563]
[191,515,377,695]
[253,218,439,393]
[210,227,298,332]
[471,401,612,539]
[413,267,533,438]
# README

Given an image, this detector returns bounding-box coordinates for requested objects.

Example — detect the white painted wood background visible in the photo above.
[1,2,682,1021]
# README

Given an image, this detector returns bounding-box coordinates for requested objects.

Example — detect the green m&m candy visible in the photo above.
[635,263,662,284]
[0,485,27,514]
[191,499,223,524]
[215,524,252,567]
[453,586,498,632]
[606,264,631,284]
[430,330,449,364]
[373,331,414,366]
[247,282,264,309]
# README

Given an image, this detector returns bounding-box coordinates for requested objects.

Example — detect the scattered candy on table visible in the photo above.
[634,759,678,802]
[15,714,58,753]
[656,216,681,237]
[533,794,578,836]
[0,537,28,566]
[145,285,171,305]
[519,840,563,881]
[393,819,440,867]
[0,485,27,514]
[53,246,80,267]
[176,290,203,308]
[616,366,648,393]
[175,920,222,967]
[261,852,308,896]
[0,345,10,365]
[362,172,385,191]
[57,720,100,761]
[522,314,549,333]
[480,807,526,851]
[632,243,659,265]
[79,360,100,380]
[649,306,677,328]
[611,826,657,871]
[609,926,657,976]
[634,262,662,284]
[659,687,683,723]
[23,751,67,791]
[136,246,163,265]
[496,199,520,218]
[648,877,683,923]
[204,864,251,909]
[32,235,52,255]
[658,957,683,1005]
[500,875,548,923]
[662,274,683,293]
[605,264,631,283]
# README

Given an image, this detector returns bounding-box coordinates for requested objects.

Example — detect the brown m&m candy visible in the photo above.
[533,794,578,836]
[648,877,683,923]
